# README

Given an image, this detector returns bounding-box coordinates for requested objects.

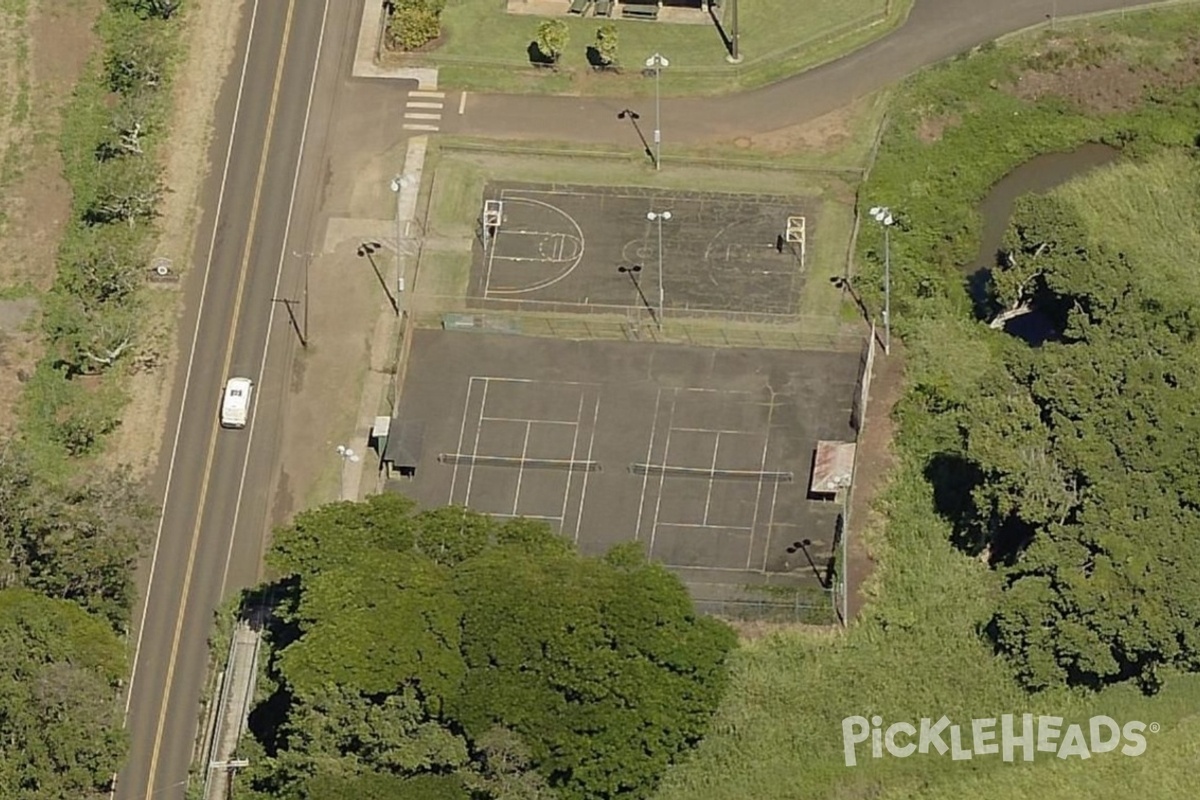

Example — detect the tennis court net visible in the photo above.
[439,454,600,471]
[630,463,794,482]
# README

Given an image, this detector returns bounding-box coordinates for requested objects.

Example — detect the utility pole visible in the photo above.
[290,250,312,349]
[644,53,669,171]
[726,0,741,63]
[868,207,895,355]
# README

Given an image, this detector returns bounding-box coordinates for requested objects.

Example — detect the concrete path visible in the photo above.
[444,0,1170,142]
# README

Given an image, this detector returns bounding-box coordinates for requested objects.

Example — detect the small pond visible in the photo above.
[967,143,1122,344]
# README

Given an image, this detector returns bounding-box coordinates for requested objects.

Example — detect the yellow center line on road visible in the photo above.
[140,2,297,797]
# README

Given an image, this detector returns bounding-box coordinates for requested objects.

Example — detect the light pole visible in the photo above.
[644,53,669,171]
[646,210,671,330]
[868,206,895,355]
[336,444,361,501]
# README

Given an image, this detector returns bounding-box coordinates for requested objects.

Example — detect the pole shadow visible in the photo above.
[707,0,734,57]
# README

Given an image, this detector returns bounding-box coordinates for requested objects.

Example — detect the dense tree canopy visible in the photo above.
[0,589,127,799]
[242,496,736,799]
[969,180,1200,692]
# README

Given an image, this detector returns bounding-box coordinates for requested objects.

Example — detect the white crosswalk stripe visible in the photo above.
[403,90,445,132]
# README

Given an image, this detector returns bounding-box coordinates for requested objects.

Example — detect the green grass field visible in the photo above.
[393,0,911,95]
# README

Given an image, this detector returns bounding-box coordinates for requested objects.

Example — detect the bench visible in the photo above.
[568,0,592,15]
[594,0,612,17]
[621,4,659,20]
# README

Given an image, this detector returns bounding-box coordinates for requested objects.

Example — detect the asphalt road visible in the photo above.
[115,0,1173,798]
[116,2,343,798]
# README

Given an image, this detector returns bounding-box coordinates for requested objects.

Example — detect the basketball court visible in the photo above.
[392,330,859,607]
[470,183,812,318]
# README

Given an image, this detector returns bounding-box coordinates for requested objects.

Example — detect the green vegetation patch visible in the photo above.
[236,497,737,800]
[390,0,908,96]
[656,6,1200,799]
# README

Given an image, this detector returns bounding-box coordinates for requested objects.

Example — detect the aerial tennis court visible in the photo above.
[469,182,813,319]
[391,330,859,601]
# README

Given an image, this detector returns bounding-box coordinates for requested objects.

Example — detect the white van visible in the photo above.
[220,377,253,429]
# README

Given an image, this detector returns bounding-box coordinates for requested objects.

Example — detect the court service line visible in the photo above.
[462,377,491,507]
[702,433,721,526]
[634,388,663,541]
[483,206,499,296]
[224,0,331,597]
[761,478,783,574]
[481,415,577,426]
[673,426,754,435]
[122,0,262,724]
[447,377,478,504]
[559,392,586,523]
[647,389,679,559]
[662,523,754,532]
[746,399,777,571]
[490,512,563,523]
[510,421,533,516]
[572,392,601,544]
[140,2,297,795]
[477,376,601,388]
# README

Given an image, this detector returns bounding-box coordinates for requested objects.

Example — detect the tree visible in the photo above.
[104,16,171,94]
[109,0,183,20]
[58,224,149,308]
[451,544,736,799]
[386,0,445,53]
[594,23,619,70]
[251,501,736,799]
[535,20,569,66]
[83,155,163,227]
[0,589,128,800]
[972,180,1200,693]
[0,448,152,626]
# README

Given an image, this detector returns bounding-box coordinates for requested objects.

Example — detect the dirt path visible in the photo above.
[0,0,99,438]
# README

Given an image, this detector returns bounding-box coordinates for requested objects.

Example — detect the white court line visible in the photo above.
[673,426,755,435]
[659,523,753,532]
[490,512,563,523]
[447,377,478,504]
[406,101,444,109]
[402,123,439,131]
[702,432,721,526]
[481,415,577,426]
[761,479,782,574]
[404,112,442,120]
[746,398,777,570]
[409,90,445,98]
[458,91,467,114]
[462,377,491,507]
[648,389,678,559]
[573,392,601,545]
[668,564,773,574]
[634,388,663,541]
[474,376,601,387]
[559,392,586,523]
[483,211,499,296]
[511,421,532,515]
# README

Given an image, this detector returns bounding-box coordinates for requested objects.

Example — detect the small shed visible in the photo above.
[809,441,856,500]
[378,418,425,479]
